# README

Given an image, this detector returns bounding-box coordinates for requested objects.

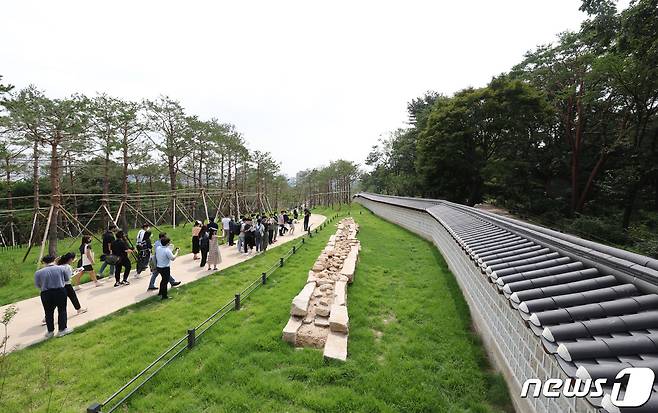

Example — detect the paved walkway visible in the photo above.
[0,214,326,353]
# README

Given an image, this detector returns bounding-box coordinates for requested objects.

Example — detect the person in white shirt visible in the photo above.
[155,237,179,300]
[221,216,231,243]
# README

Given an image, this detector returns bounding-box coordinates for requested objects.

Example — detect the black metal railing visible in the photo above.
[87,212,342,413]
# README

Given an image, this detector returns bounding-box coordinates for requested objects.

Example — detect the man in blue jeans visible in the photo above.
[147,232,181,291]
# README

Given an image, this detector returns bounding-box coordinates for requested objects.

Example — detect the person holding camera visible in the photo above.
[155,237,180,300]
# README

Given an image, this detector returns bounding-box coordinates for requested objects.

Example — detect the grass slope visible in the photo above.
[0,204,512,412]
[0,223,198,305]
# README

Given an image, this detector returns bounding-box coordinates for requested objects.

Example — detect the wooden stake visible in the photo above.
[37,205,54,265]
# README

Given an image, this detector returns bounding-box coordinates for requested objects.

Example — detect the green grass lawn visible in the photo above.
[0,204,512,413]
[0,223,200,306]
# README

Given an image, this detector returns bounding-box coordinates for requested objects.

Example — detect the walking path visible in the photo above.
[0,214,326,353]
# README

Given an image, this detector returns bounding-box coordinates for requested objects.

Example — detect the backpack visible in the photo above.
[200,234,210,250]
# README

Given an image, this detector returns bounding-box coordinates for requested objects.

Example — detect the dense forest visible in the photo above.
[362,0,658,257]
[0,79,358,252]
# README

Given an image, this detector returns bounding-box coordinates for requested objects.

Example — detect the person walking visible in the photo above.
[136,223,150,245]
[136,231,152,277]
[278,211,286,236]
[254,218,264,253]
[221,215,231,244]
[199,225,210,268]
[74,235,100,289]
[289,216,296,235]
[228,217,237,246]
[98,226,116,278]
[35,255,73,338]
[303,208,311,231]
[111,231,133,287]
[147,232,181,291]
[206,228,222,271]
[57,253,87,315]
[260,218,269,252]
[208,217,219,232]
[237,217,245,253]
[243,217,255,254]
[191,221,201,260]
[155,237,179,300]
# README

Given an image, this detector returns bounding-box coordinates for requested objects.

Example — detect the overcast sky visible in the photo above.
[1,1,617,176]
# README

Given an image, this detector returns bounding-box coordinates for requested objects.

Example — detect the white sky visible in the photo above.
[1,0,620,176]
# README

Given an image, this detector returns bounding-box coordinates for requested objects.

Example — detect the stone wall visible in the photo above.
[355,197,598,413]
[282,218,360,361]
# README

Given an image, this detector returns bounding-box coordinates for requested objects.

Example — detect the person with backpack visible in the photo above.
[99,226,116,278]
[74,235,100,289]
[136,230,152,277]
[199,225,210,268]
[243,217,256,254]
[111,231,133,287]
[136,223,150,245]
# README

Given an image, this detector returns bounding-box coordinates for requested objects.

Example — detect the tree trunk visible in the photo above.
[121,133,129,230]
[103,149,110,229]
[48,140,61,256]
[622,178,643,230]
[68,155,80,234]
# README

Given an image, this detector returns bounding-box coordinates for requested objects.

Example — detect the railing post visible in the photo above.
[292,245,296,254]
[187,329,196,349]
[302,238,305,244]
[261,272,267,284]
[87,403,102,413]
[279,257,284,267]
[234,293,240,310]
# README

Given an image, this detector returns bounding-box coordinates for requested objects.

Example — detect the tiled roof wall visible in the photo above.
[355,193,658,413]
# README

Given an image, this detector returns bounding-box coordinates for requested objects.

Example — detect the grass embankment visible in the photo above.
[0,204,512,412]
[0,224,197,305]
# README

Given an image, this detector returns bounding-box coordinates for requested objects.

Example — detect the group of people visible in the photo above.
[34,224,185,339]
[203,207,310,256]
[34,206,311,339]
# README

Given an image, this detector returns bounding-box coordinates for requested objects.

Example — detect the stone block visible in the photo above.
[324,330,348,361]
[316,303,331,317]
[282,316,303,343]
[291,282,316,316]
[329,304,349,333]
[334,281,347,306]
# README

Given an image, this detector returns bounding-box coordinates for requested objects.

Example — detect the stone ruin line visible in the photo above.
[282,218,360,361]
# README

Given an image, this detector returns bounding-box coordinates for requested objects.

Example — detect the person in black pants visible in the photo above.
[156,237,179,300]
[199,225,209,267]
[228,218,237,246]
[56,252,87,315]
[35,255,73,338]
[111,231,133,287]
[303,208,310,231]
